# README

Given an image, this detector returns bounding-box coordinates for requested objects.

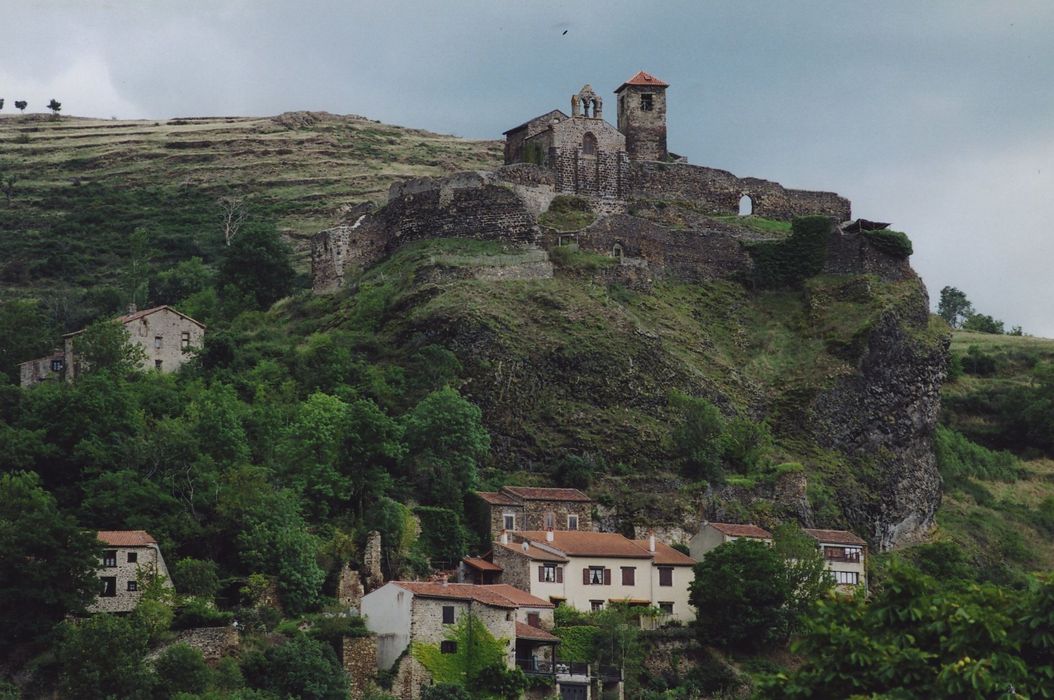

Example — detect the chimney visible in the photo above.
[500,530,509,545]
[647,530,656,553]
[522,540,530,552]
[546,528,554,543]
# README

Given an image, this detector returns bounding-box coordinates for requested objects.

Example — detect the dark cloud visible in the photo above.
[4,0,1054,333]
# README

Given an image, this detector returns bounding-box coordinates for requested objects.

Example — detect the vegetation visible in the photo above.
[862,228,912,258]
[412,613,524,699]
[746,215,831,288]
[538,195,596,231]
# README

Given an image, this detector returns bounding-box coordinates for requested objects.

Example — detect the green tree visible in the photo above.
[963,312,1005,334]
[55,614,151,700]
[772,523,834,630]
[14,100,26,113]
[75,318,147,376]
[154,644,211,698]
[218,223,295,309]
[0,298,59,383]
[242,635,348,700]
[172,558,221,599]
[938,286,974,328]
[0,472,100,654]
[46,98,61,116]
[670,392,725,481]
[690,538,790,651]
[124,227,154,310]
[151,256,213,306]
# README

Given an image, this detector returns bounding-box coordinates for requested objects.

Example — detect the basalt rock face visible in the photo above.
[809,282,948,550]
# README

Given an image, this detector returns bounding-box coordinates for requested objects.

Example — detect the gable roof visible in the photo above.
[615,70,669,92]
[634,541,696,566]
[502,109,568,135]
[97,530,157,547]
[462,556,503,572]
[803,528,867,547]
[389,581,551,609]
[515,531,653,559]
[64,305,205,338]
[494,541,568,563]
[501,486,592,502]
[476,491,519,506]
[707,522,773,540]
[515,621,560,642]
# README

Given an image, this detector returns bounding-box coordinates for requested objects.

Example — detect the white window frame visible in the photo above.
[567,514,579,530]
[503,513,515,531]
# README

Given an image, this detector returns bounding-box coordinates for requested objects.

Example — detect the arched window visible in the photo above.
[612,243,624,260]
[582,132,598,156]
[738,194,753,216]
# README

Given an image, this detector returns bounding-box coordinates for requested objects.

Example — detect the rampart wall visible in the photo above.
[824,230,914,281]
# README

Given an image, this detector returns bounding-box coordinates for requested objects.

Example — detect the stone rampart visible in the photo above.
[147,626,240,663]
[824,230,913,281]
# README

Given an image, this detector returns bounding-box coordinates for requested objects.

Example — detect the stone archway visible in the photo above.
[582,132,598,156]
[738,194,753,216]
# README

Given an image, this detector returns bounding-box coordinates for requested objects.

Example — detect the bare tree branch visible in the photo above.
[218,196,247,246]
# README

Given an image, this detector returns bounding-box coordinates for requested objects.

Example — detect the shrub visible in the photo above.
[242,635,348,700]
[413,506,468,569]
[863,229,913,258]
[172,597,234,630]
[935,425,1020,485]
[173,558,221,599]
[539,195,596,231]
[153,644,210,698]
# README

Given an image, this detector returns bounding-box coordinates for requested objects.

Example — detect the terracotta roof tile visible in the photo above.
[803,528,867,547]
[708,523,773,539]
[97,530,157,547]
[463,556,503,572]
[615,70,669,92]
[475,491,519,506]
[515,621,560,642]
[483,585,554,608]
[515,531,652,559]
[390,581,551,609]
[65,305,205,338]
[634,541,696,566]
[494,541,568,563]
[501,486,592,502]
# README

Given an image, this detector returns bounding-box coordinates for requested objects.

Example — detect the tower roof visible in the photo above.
[615,70,669,93]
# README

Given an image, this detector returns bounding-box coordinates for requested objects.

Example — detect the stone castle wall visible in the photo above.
[824,230,914,281]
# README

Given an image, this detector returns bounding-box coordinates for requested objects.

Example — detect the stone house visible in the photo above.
[474,486,593,541]
[688,522,773,561]
[488,530,696,624]
[89,530,172,613]
[361,581,559,700]
[17,349,66,387]
[804,528,868,589]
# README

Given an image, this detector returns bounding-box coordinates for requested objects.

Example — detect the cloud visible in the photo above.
[0,54,145,119]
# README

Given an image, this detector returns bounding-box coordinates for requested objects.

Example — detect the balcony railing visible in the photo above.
[554,661,590,677]
[824,552,861,562]
[516,658,555,675]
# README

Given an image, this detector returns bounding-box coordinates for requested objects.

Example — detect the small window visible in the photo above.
[658,566,673,587]
[567,514,579,530]
[180,331,191,349]
[659,602,674,615]
[640,94,654,111]
[527,612,541,628]
[155,360,163,371]
[621,567,636,586]
[127,580,138,592]
[540,564,557,582]
[503,513,515,531]
[544,511,555,530]
[586,567,607,585]
[51,359,64,372]
[154,336,163,349]
[103,550,117,567]
[442,606,455,624]
[832,571,860,586]
[127,552,138,563]
[440,640,457,654]
[100,577,117,597]
[590,600,603,612]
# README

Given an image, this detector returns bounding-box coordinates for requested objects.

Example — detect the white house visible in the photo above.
[803,528,868,589]
[688,522,773,561]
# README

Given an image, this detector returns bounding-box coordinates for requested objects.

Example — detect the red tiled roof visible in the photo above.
[501,486,592,502]
[515,621,560,642]
[463,557,503,572]
[634,541,696,566]
[476,491,519,506]
[97,530,156,547]
[803,528,867,547]
[615,70,669,92]
[515,531,652,559]
[494,541,568,563]
[483,585,554,608]
[64,305,205,338]
[708,523,773,539]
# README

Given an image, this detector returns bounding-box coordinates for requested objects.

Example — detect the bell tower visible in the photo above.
[615,70,669,161]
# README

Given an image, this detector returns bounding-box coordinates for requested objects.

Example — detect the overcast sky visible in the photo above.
[4,1,1053,335]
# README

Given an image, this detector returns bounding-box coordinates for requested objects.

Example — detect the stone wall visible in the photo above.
[341,635,378,700]
[617,85,668,162]
[147,626,240,663]
[490,546,532,592]
[824,230,914,281]
[629,161,851,222]
[520,499,593,532]
[364,530,384,591]
[88,545,171,614]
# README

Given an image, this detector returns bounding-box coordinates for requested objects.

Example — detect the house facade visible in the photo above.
[17,349,66,387]
[688,522,773,561]
[361,581,558,700]
[489,530,696,624]
[89,530,172,613]
[474,486,593,541]
[804,528,868,589]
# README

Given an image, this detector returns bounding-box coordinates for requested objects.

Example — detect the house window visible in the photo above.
[527,612,541,628]
[154,336,163,349]
[540,564,558,582]
[659,602,674,615]
[51,359,64,372]
[155,360,163,371]
[621,567,636,586]
[503,513,515,531]
[181,331,191,349]
[658,566,673,587]
[590,600,603,612]
[544,511,555,530]
[440,641,457,654]
[567,514,579,530]
[584,567,609,585]
[127,552,138,564]
[100,577,117,597]
[103,550,117,567]
[442,606,455,624]
[832,571,860,586]
[640,93,654,111]
[127,580,138,592]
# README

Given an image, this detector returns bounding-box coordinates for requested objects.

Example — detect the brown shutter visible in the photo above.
[556,566,563,583]
[583,568,590,585]
[603,568,612,585]
[538,565,544,582]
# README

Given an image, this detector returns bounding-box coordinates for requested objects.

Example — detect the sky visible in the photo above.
[3,1,1053,335]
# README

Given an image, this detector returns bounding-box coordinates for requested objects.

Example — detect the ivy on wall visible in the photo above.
[746,215,832,288]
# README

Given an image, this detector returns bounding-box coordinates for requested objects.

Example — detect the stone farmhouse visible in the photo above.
[804,527,868,589]
[89,530,172,613]
[19,305,205,387]
[361,581,560,700]
[688,522,773,560]
[474,486,593,541]
[484,530,696,625]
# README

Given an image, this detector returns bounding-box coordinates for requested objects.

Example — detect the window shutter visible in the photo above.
[556,566,563,583]
[538,565,544,582]
[603,568,612,585]
[583,568,590,586]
